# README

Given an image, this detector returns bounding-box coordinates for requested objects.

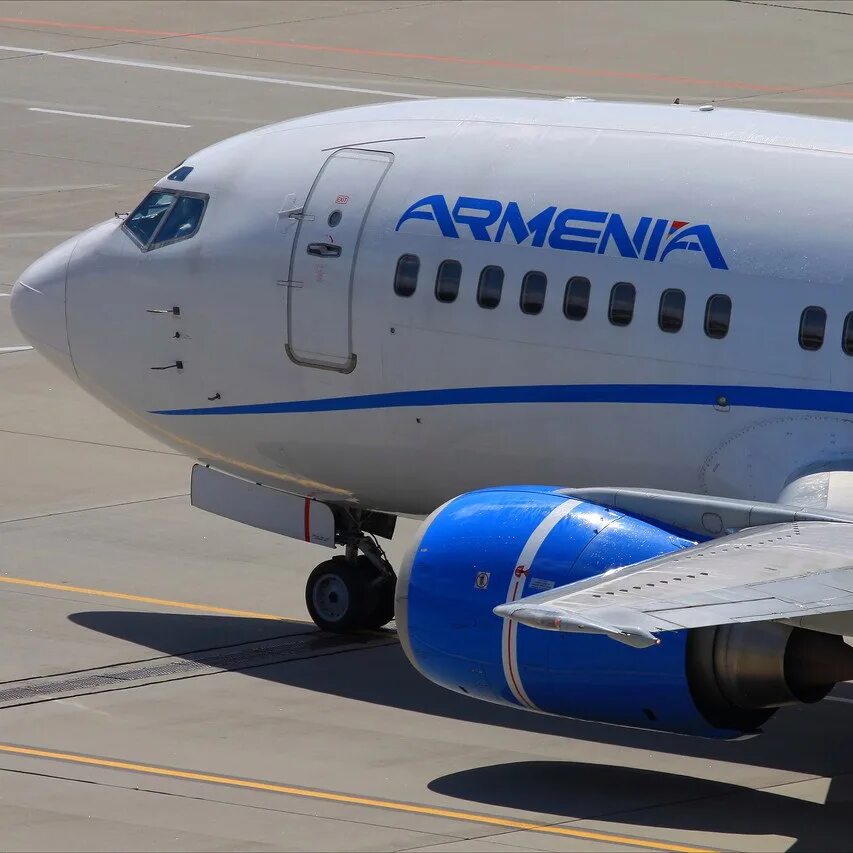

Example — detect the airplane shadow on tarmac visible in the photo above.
[69,611,853,852]
[430,762,853,852]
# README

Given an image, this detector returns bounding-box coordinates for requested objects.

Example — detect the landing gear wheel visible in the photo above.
[306,556,373,633]
[305,553,397,633]
[362,559,397,630]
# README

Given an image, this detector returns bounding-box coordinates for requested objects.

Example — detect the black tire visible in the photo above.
[305,556,373,633]
[363,564,397,630]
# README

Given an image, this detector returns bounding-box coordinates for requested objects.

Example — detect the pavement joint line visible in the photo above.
[0,144,166,174]
[0,765,463,845]
[0,742,718,853]
[0,492,190,526]
[0,426,183,456]
[0,35,167,62]
[137,40,541,98]
[0,574,292,621]
[0,632,314,688]
[0,176,152,206]
[3,15,853,99]
[174,0,453,34]
[0,45,431,100]
[125,0,454,48]
[729,0,853,15]
[0,633,397,709]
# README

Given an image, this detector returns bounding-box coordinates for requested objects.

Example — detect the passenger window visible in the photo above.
[393,254,419,297]
[608,282,635,326]
[658,289,686,333]
[520,271,547,315]
[843,312,853,355]
[704,294,732,339]
[799,306,826,351]
[563,276,590,321]
[477,265,504,309]
[435,259,462,303]
[124,191,176,246]
[152,195,206,246]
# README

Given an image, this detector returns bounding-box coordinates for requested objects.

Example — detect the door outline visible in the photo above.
[285,148,394,373]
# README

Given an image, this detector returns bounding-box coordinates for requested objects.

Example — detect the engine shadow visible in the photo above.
[430,761,853,852]
[68,608,853,849]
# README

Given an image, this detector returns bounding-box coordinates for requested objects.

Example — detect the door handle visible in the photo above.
[307,243,342,258]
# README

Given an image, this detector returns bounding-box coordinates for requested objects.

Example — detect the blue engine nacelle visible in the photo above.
[396,487,845,738]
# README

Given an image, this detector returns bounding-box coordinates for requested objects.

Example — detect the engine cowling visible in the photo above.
[396,487,852,738]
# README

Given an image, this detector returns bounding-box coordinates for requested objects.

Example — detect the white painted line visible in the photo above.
[0,346,33,354]
[28,108,191,128]
[0,45,429,100]
[827,696,853,705]
[501,498,581,711]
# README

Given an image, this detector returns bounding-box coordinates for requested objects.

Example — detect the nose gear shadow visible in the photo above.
[68,608,853,851]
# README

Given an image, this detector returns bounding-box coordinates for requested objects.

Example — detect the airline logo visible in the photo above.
[395,195,728,271]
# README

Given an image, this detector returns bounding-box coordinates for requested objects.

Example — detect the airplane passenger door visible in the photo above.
[286,149,393,372]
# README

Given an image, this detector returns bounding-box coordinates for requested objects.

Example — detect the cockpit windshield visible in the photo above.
[125,191,176,246]
[123,189,208,251]
[154,196,206,244]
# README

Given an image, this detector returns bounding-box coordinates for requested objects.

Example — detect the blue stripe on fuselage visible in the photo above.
[150,384,853,416]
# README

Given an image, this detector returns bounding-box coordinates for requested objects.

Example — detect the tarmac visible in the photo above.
[1,2,853,850]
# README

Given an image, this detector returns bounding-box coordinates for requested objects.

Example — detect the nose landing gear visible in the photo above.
[305,535,396,633]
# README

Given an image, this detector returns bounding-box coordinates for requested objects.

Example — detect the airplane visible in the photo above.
[12,96,853,740]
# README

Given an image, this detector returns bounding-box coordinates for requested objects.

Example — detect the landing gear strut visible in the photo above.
[305,534,396,633]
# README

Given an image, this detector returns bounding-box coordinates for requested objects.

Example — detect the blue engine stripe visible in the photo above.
[150,383,853,416]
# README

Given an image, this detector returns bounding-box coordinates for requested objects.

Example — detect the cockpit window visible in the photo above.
[154,196,206,245]
[123,189,208,251]
[125,191,177,246]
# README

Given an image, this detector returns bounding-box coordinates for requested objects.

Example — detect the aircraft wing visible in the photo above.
[493,521,853,648]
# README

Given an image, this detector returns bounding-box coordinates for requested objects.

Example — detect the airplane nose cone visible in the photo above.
[11,236,76,375]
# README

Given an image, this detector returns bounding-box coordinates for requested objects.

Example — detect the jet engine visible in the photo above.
[396,487,853,738]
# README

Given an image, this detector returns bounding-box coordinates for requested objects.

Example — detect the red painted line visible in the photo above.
[5,16,853,98]
[303,497,311,543]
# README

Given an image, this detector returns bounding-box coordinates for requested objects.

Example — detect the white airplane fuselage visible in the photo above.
[14,98,853,516]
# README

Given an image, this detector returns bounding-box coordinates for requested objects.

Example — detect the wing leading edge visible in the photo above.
[494,521,853,647]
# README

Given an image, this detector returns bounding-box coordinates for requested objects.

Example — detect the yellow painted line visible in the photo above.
[0,575,293,622]
[0,743,715,853]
